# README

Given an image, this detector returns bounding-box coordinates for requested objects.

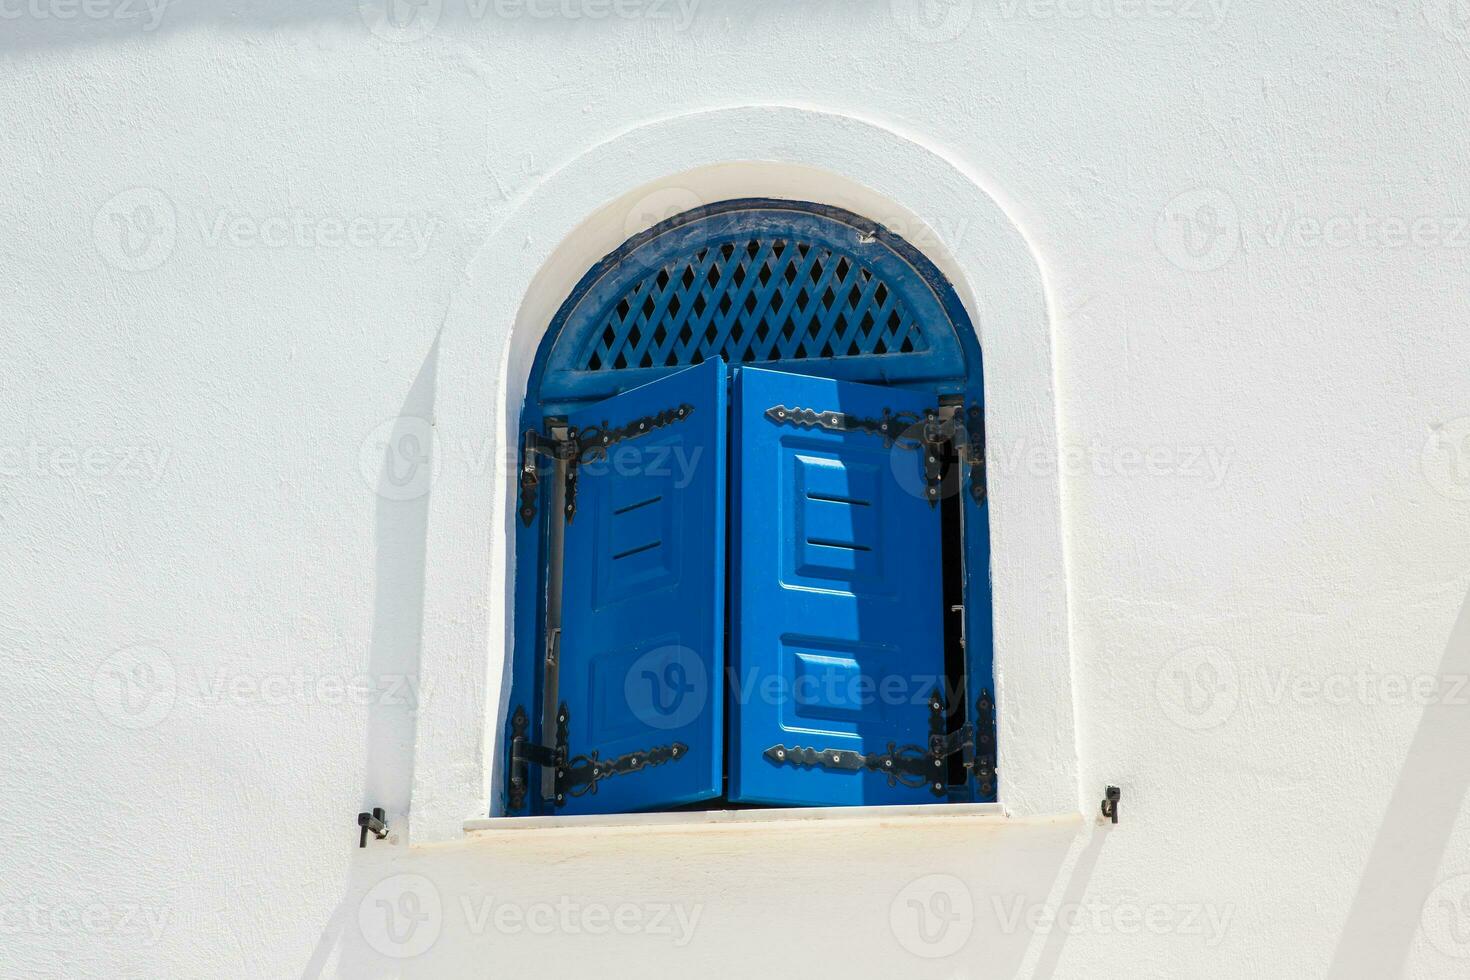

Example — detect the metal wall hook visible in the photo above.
[357,807,388,847]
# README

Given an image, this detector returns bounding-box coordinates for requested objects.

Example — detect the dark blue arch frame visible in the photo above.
[505,199,995,814]
[527,198,985,413]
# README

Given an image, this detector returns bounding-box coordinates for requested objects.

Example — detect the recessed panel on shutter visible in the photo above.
[729,366,948,807]
[552,359,727,814]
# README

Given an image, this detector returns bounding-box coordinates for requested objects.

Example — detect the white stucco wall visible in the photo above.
[3,3,1470,977]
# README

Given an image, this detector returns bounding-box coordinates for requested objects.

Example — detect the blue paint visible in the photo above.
[531,200,971,413]
[554,359,727,815]
[728,366,947,807]
[508,200,996,815]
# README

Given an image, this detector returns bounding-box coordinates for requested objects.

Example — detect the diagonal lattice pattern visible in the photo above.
[579,238,928,372]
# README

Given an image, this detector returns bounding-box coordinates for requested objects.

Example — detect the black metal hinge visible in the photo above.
[763,690,974,797]
[918,409,987,508]
[962,405,987,506]
[519,404,695,526]
[507,703,688,810]
[764,404,926,448]
[519,430,573,526]
[974,687,996,798]
[766,403,985,508]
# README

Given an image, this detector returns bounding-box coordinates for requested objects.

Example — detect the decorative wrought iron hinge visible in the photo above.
[507,703,689,810]
[518,404,695,526]
[962,405,987,506]
[519,429,573,527]
[507,704,556,811]
[558,741,689,805]
[764,404,926,449]
[974,687,996,798]
[763,690,974,797]
[766,403,959,506]
[919,407,988,508]
[919,410,951,508]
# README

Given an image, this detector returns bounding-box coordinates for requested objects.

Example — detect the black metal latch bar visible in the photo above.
[519,404,695,526]
[766,403,985,507]
[508,703,689,810]
[763,690,975,797]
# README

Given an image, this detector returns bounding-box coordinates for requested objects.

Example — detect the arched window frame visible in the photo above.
[505,199,996,816]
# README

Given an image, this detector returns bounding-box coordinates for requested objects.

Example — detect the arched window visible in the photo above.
[504,200,994,815]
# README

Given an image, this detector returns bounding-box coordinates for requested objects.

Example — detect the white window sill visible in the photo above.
[463,802,1006,839]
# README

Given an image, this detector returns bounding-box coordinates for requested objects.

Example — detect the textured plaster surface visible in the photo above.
[3,3,1470,978]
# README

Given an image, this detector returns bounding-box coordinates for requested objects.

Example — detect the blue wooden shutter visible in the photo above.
[729,366,948,807]
[554,359,727,814]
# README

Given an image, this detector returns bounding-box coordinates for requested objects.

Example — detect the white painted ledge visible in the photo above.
[463,802,1006,839]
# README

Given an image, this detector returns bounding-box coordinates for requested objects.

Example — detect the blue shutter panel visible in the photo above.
[554,359,727,814]
[729,367,948,807]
